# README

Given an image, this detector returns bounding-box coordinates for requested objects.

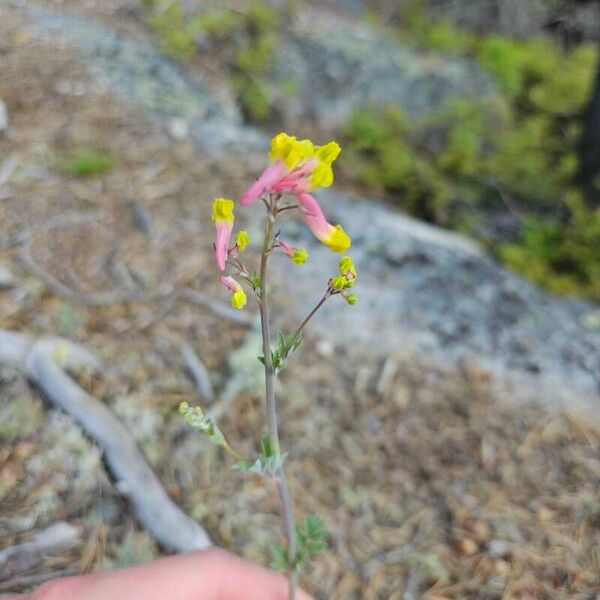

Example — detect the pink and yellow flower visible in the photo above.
[212,198,235,271]
[297,193,351,252]
[278,240,308,265]
[220,275,247,309]
[240,133,351,253]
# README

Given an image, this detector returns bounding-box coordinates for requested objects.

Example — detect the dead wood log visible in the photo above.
[0,330,212,553]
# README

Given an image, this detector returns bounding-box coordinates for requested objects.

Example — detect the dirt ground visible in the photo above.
[0,3,599,599]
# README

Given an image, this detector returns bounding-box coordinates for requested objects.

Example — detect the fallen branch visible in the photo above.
[0,523,81,581]
[16,215,255,325]
[0,330,212,553]
[180,287,255,326]
[180,343,215,402]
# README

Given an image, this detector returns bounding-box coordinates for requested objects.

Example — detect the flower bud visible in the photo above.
[236,230,249,252]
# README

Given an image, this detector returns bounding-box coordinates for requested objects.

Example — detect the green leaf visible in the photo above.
[248,273,262,292]
[276,330,285,350]
[260,435,275,458]
[292,514,330,567]
[233,460,254,471]
[270,545,289,573]
[234,435,284,477]
[179,401,228,450]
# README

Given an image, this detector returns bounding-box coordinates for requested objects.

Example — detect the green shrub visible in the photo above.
[148,1,199,60]
[475,36,535,99]
[398,5,477,54]
[528,45,597,115]
[345,108,450,222]
[485,115,571,202]
[499,194,600,299]
[345,13,599,299]
[141,0,280,121]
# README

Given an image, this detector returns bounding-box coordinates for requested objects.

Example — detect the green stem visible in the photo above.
[291,290,330,342]
[258,197,298,600]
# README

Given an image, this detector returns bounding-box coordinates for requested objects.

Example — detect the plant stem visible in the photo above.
[292,290,330,340]
[258,199,298,600]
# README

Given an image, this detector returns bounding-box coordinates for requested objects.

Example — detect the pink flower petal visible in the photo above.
[240,160,289,205]
[214,221,233,271]
[297,192,332,242]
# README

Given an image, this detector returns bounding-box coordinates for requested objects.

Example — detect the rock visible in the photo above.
[26,6,259,156]
[0,267,16,290]
[0,99,7,134]
[269,7,496,130]
[272,190,600,416]
[488,539,510,558]
[168,117,190,141]
[19,3,599,416]
[422,0,600,41]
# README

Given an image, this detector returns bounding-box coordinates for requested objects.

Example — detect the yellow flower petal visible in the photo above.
[316,141,341,165]
[231,288,247,309]
[291,248,309,264]
[212,198,235,222]
[310,162,334,189]
[323,225,351,252]
[269,132,314,169]
[236,230,249,251]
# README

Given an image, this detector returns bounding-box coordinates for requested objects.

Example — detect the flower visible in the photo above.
[241,133,340,206]
[330,255,358,293]
[212,198,235,271]
[330,276,349,291]
[339,255,357,285]
[343,292,358,305]
[236,230,249,252]
[270,138,341,195]
[220,275,247,309]
[239,133,350,252]
[278,240,308,265]
[241,133,341,205]
[297,193,351,252]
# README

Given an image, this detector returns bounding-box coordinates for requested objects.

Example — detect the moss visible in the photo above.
[56,148,113,177]
[344,91,599,298]
[0,398,44,443]
[485,115,572,201]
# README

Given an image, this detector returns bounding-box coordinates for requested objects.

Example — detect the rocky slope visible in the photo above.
[11,0,597,415]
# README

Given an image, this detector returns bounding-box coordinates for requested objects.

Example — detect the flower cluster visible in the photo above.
[212,132,356,309]
[330,255,358,304]
[241,133,351,252]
